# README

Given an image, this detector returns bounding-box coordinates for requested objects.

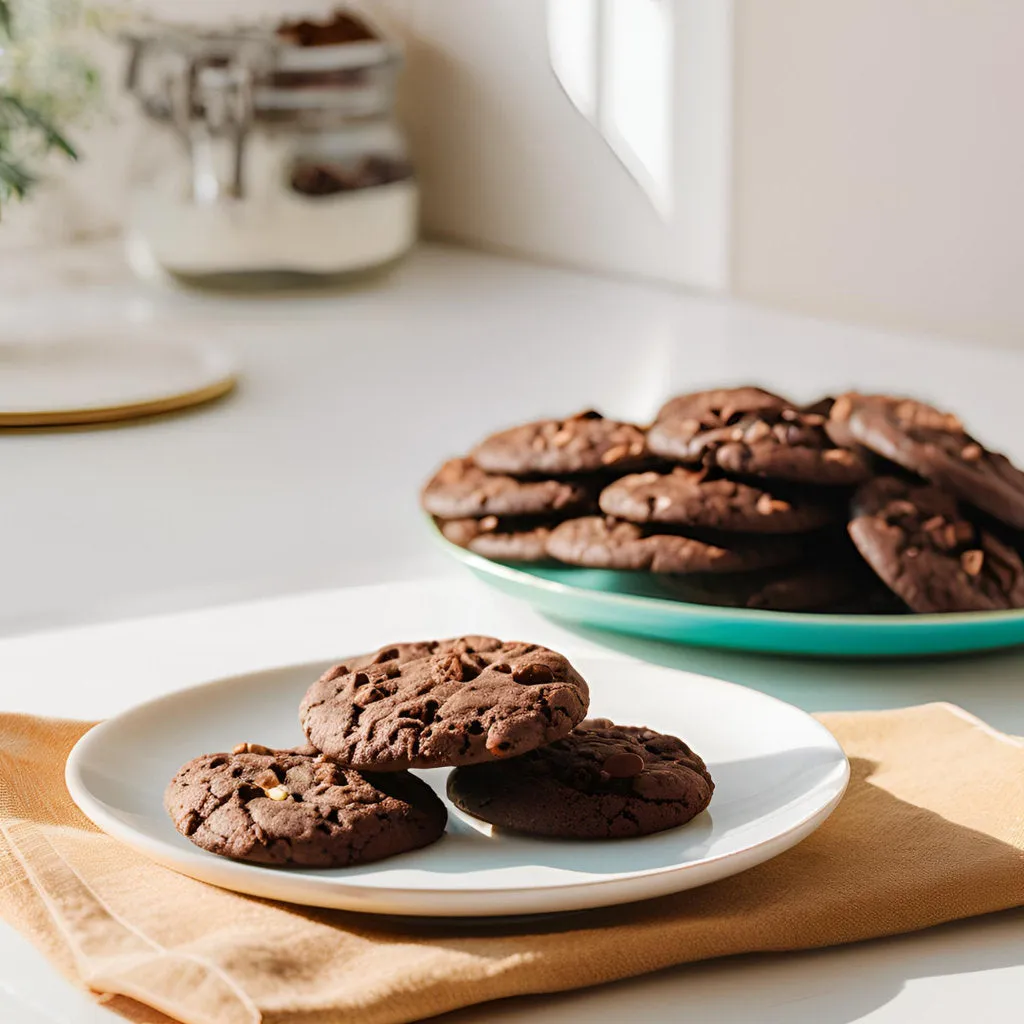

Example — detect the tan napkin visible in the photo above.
[2,704,1023,1024]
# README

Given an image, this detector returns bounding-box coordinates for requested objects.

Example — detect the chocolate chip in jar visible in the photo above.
[277,11,377,47]
[290,156,414,197]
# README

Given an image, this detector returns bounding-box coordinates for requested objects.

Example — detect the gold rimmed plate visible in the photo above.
[0,332,236,427]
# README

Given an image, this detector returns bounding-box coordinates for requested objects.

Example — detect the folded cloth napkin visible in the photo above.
[1,703,1023,1024]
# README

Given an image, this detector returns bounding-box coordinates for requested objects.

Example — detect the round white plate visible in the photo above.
[0,333,236,426]
[66,657,849,917]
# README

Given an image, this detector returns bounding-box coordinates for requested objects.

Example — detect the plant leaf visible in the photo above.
[0,1,11,39]
[0,94,78,160]
[0,156,36,198]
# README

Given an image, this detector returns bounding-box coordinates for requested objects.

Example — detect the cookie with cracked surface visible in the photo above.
[437,516,553,562]
[848,476,1024,613]
[447,718,714,839]
[598,466,836,534]
[647,387,791,462]
[421,457,592,520]
[655,386,791,427]
[545,516,805,574]
[650,389,870,486]
[300,636,590,770]
[832,393,1024,529]
[471,410,649,477]
[164,747,446,867]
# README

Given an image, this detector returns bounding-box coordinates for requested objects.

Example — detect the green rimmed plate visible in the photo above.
[431,526,1024,658]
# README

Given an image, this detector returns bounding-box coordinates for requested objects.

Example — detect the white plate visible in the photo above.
[66,657,849,917]
[0,333,236,426]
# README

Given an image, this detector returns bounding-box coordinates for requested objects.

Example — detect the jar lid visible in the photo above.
[125,6,400,73]
[125,6,401,125]
[129,1,342,31]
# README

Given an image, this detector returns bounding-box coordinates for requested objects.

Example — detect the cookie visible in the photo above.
[598,466,836,534]
[447,718,714,839]
[438,517,552,563]
[421,458,592,520]
[652,562,864,612]
[848,476,1024,613]
[300,637,590,770]
[650,389,870,486]
[654,386,791,429]
[164,746,446,867]
[833,394,1024,529]
[647,387,790,463]
[545,516,805,574]
[471,410,648,477]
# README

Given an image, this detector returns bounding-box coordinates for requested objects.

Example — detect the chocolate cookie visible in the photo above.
[421,458,592,520]
[650,389,870,485]
[471,411,648,477]
[715,410,871,485]
[653,563,864,612]
[833,394,1024,529]
[647,387,790,463]
[655,387,791,428]
[447,718,714,839]
[300,637,590,770]
[164,746,446,867]
[438,517,552,563]
[848,476,1024,613]
[598,466,835,534]
[545,516,805,574]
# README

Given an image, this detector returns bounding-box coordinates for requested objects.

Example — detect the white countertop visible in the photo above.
[5,239,1024,637]
[2,239,1023,1022]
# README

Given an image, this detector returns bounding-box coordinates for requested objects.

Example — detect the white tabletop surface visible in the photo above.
[2,240,1023,1022]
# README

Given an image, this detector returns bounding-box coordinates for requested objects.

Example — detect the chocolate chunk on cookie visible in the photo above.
[546,516,805,574]
[471,410,648,477]
[447,718,714,839]
[300,636,590,770]
[848,476,1024,613]
[438,517,552,563]
[599,466,836,534]
[650,389,870,485]
[833,394,1024,529]
[653,563,864,612]
[421,458,592,520]
[164,747,446,867]
[713,409,871,485]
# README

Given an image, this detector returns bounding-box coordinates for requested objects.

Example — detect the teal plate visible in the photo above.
[432,528,1024,658]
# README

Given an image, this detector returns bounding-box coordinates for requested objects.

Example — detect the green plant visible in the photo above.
[0,0,95,206]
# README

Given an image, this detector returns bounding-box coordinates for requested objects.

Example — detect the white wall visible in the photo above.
[398,0,732,292]
[1,1,734,293]
[5,1,1023,347]
[732,0,1024,347]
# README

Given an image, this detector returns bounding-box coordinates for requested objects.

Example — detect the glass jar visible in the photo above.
[122,10,418,288]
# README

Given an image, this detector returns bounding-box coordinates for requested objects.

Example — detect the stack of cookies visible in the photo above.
[423,388,1024,615]
[165,637,714,868]
[422,411,650,562]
